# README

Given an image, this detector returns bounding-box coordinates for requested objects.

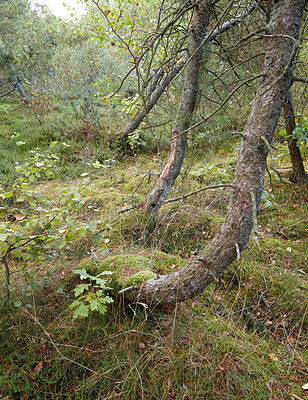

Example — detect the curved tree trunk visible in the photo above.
[283,92,308,184]
[142,1,212,216]
[131,0,307,305]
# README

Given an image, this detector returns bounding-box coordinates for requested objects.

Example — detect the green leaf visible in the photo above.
[101,296,114,304]
[45,222,51,230]
[90,299,107,314]
[74,268,90,280]
[73,193,82,202]
[70,299,81,308]
[0,232,9,241]
[65,232,74,243]
[94,277,108,287]
[92,160,103,169]
[79,228,86,236]
[3,192,14,199]
[22,252,31,261]
[88,222,97,231]
[74,283,90,296]
[96,270,113,277]
[91,234,103,244]
[58,240,67,249]
[73,303,89,319]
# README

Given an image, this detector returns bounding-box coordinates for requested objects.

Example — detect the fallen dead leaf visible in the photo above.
[15,213,25,221]
[33,361,43,375]
[269,353,278,362]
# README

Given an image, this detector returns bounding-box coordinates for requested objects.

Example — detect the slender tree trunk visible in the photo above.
[130,0,307,305]
[283,92,308,184]
[121,62,185,137]
[142,1,212,216]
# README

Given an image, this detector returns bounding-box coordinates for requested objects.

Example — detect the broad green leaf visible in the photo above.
[45,222,51,230]
[58,240,66,249]
[96,270,113,277]
[88,222,97,231]
[74,268,90,280]
[101,296,114,304]
[22,252,31,261]
[73,303,89,319]
[74,283,90,296]
[90,299,107,314]
[79,228,86,236]
[94,277,107,287]
[0,232,9,241]
[65,233,74,243]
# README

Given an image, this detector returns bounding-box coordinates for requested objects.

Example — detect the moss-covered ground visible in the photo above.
[0,100,307,399]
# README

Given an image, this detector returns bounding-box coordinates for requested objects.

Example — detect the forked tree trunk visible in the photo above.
[121,4,257,139]
[142,1,212,215]
[131,0,307,305]
[283,92,308,184]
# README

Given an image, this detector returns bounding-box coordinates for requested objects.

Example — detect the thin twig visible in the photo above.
[279,219,308,233]
[118,286,138,294]
[164,183,232,204]
[118,204,139,214]
[3,256,10,303]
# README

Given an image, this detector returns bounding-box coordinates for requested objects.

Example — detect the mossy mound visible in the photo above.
[75,253,155,291]
[73,250,189,292]
[124,270,156,288]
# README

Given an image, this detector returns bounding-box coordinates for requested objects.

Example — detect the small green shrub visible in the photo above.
[70,268,114,318]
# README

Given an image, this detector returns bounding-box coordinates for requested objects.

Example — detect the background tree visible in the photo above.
[283,91,308,184]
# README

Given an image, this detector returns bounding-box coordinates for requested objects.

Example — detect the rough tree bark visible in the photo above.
[283,92,308,184]
[142,0,212,215]
[130,0,307,305]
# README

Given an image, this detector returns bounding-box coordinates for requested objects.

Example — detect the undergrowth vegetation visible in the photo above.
[0,97,307,400]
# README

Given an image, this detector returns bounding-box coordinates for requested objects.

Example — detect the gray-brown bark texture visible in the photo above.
[132,0,307,305]
[142,1,212,215]
[283,92,308,184]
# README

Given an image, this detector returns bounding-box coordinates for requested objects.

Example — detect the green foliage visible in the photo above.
[190,163,231,184]
[278,113,308,159]
[261,190,280,209]
[70,268,114,318]
[0,142,111,302]
[127,130,146,151]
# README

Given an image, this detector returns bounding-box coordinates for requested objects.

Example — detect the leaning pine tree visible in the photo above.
[129,0,307,305]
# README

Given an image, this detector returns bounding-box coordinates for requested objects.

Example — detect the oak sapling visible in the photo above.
[70,268,114,319]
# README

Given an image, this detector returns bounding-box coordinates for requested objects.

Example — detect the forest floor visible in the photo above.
[0,100,307,399]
